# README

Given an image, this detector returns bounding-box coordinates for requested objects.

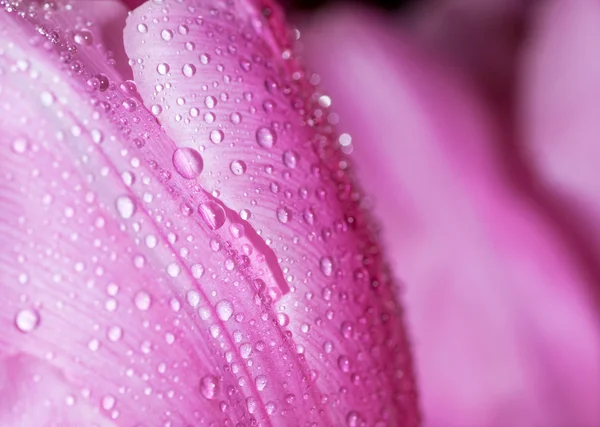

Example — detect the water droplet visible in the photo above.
[254,375,268,391]
[277,312,290,327]
[276,207,291,224]
[11,138,28,154]
[204,96,217,109]
[157,63,170,75]
[107,325,123,342]
[320,256,333,277]
[199,53,211,65]
[172,147,204,179]
[256,127,277,148]
[102,395,116,411]
[134,291,151,311]
[182,63,196,77]
[209,129,224,144]
[198,201,226,230]
[283,150,299,168]
[137,23,148,33]
[347,411,364,427]
[230,160,246,176]
[151,104,162,115]
[215,299,233,321]
[115,196,136,219]
[73,29,94,46]
[230,112,242,124]
[199,374,219,399]
[167,262,181,278]
[15,309,40,332]
[161,29,173,41]
[191,264,205,278]
[338,355,351,373]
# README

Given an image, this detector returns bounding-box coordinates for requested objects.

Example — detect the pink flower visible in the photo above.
[0,0,417,426]
[298,1,600,426]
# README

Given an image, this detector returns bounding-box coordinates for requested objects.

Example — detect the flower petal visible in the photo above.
[124,0,418,425]
[300,7,600,427]
[0,1,418,426]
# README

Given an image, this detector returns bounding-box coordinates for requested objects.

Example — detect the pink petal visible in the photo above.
[124,1,418,425]
[520,0,600,268]
[300,7,600,427]
[1,1,418,426]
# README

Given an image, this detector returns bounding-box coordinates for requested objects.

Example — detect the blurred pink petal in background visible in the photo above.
[298,1,600,426]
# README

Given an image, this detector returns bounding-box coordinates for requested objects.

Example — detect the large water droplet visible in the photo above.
[116,195,136,219]
[198,201,226,230]
[199,374,219,399]
[256,127,277,148]
[15,309,40,333]
[172,147,204,179]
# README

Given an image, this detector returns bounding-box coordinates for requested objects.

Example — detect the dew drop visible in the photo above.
[230,112,242,124]
[182,63,196,77]
[276,207,291,224]
[157,63,170,75]
[230,160,247,176]
[161,29,173,41]
[198,201,226,230]
[199,374,219,399]
[172,147,204,179]
[215,299,233,321]
[199,53,211,65]
[11,138,28,154]
[255,375,268,391]
[15,309,40,333]
[283,150,299,168]
[256,127,277,148]
[137,23,148,33]
[134,291,151,311]
[107,325,123,342]
[115,196,136,219]
[338,355,351,373]
[320,256,334,277]
[209,129,224,144]
[73,29,94,46]
[204,96,217,109]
